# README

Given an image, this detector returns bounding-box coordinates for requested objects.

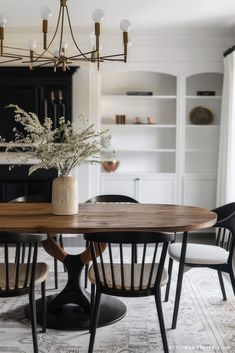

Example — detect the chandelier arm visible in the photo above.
[100,53,125,59]
[102,58,125,62]
[4,46,30,52]
[68,49,97,60]
[65,6,92,61]
[32,6,63,64]
[58,5,65,56]
[34,60,56,68]
[0,57,22,64]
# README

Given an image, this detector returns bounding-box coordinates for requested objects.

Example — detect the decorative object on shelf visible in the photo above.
[0,105,111,215]
[126,91,153,96]
[147,117,154,124]
[102,160,120,173]
[135,117,142,124]
[0,1,131,71]
[197,91,216,96]
[58,90,66,117]
[43,89,67,127]
[189,106,214,125]
[115,115,126,124]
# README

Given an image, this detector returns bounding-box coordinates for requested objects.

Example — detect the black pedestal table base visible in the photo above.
[25,293,126,330]
[25,254,127,330]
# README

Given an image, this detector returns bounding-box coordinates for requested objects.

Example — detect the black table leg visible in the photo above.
[171,231,188,329]
[25,254,127,330]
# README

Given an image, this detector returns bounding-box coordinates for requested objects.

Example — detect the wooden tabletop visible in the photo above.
[0,203,217,234]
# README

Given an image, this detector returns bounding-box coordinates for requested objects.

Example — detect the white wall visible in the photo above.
[1,27,235,201]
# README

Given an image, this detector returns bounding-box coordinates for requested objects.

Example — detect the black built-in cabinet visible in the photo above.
[0,66,78,140]
[0,66,78,201]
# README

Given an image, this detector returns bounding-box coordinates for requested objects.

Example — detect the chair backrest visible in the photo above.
[212,202,235,264]
[10,193,51,203]
[84,231,174,296]
[86,194,138,204]
[0,232,47,296]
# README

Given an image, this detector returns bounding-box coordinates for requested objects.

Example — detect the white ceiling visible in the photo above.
[2,0,235,32]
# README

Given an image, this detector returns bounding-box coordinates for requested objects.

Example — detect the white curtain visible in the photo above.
[217,51,235,206]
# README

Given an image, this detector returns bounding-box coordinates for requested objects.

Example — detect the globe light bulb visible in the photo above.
[0,15,7,27]
[62,41,69,50]
[92,9,104,23]
[120,19,131,32]
[41,6,52,20]
[28,39,37,51]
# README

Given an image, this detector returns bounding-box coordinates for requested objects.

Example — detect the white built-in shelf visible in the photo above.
[185,125,220,128]
[102,95,177,100]
[185,149,217,152]
[111,149,176,153]
[186,95,222,99]
[102,124,176,128]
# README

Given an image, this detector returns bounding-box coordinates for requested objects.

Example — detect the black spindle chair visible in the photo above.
[165,202,235,329]
[84,231,174,353]
[84,194,139,288]
[10,193,65,289]
[0,231,48,353]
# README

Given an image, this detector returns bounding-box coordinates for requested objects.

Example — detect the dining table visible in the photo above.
[0,202,217,330]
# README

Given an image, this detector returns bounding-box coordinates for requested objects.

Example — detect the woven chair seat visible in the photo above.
[89,263,168,290]
[0,263,48,291]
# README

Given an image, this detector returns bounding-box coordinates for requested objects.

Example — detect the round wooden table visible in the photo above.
[0,203,217,330]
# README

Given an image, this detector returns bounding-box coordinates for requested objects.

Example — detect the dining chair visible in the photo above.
[84,194,139,288]
[0,231,48,353]
[84,230,174,353]
[10,193,65,289]
[164,202,235,329]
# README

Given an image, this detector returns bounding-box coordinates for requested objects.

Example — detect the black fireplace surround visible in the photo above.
[0,165,57,202]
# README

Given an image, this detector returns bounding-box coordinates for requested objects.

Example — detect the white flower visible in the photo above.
[0,105,113,176]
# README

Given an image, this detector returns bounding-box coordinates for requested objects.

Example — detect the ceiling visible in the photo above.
[2,0,235,32]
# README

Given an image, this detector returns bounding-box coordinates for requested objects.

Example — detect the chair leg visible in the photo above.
[164,257,173,302]
[217,271,227,301]
[154,289,169,353]
[88,290,101,353]
[84,239,89,288]
[229,270,235,295]
[29,287,38,353]
[54,258,58,289]
[171,232,188,329]
[41,281,47,333]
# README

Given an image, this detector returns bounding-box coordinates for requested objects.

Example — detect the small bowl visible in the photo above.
[102,160,120,173]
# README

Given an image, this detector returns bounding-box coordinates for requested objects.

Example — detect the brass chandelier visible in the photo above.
[0,0,131,71]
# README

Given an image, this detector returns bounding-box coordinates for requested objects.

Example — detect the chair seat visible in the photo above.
[89,263,168,290]
[0,263,48,291]
[168,243,229,265]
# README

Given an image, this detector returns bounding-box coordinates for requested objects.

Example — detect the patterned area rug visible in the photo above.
[0,247,234,353]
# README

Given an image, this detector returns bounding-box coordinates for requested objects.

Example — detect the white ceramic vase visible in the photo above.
[52,175,78,215]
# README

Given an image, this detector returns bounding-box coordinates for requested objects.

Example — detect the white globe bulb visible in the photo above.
[62,41,69,49]
[28,39,37,51]
[92,9,104,23]
[0,15,7,27]
[41,6,52,20]
[120,19,131,32]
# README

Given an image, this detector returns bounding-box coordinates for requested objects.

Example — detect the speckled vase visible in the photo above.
[52,175,78,215]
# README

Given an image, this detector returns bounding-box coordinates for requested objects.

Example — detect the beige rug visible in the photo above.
[0,248,234,353]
